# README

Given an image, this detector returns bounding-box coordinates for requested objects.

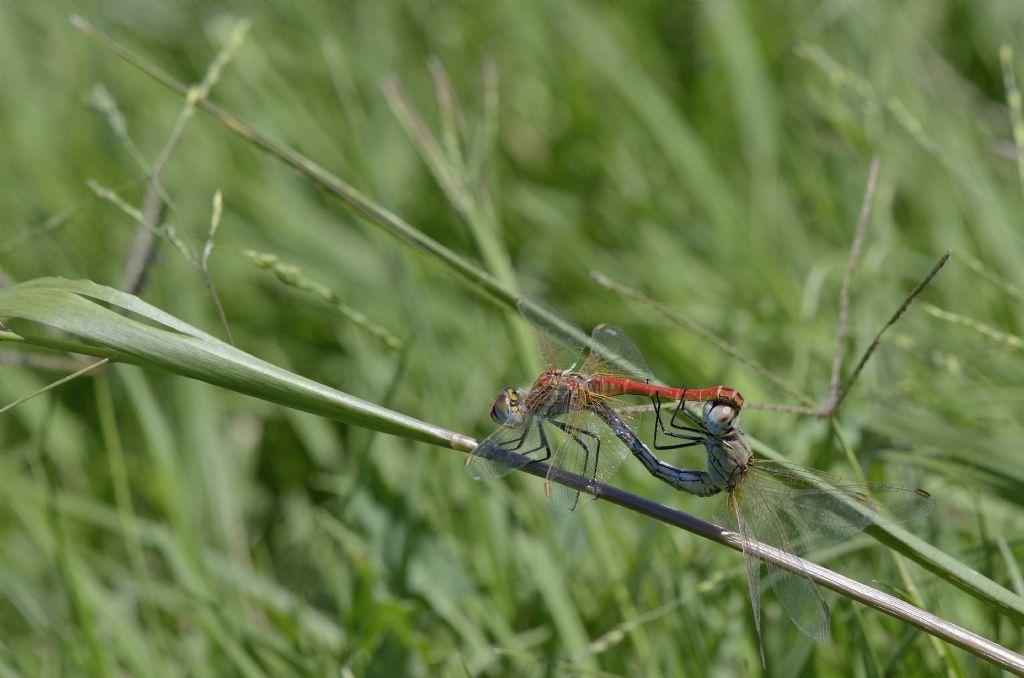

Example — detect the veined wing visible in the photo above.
[746,461,934,554]
[517,297,589,372]
[727,493,767,663]
[726,482,831,642]
[581,323,652,382]
[728,459,933,641]
[465,415,546,481]
[516,298,652,380]
[543,398,637,512]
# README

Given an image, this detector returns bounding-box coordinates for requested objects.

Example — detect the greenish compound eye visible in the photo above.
[489,388,522,426]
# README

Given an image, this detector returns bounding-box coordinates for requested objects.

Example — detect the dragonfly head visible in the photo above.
[490,387,525,426]
[703,399,740,436]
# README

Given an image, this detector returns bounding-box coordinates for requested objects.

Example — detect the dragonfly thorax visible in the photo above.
[522,373,586,419]
[702,401,754,491]
[706,435,752,489]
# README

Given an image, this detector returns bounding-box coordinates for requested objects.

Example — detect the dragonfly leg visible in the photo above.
[495,420,533,452]
[652,395,706,450]
[530,421,584,507]
[541,420,600,512]
[520,419,553,462]
[475,417,550,469]
[668,396,705,430]
[550,420,601,480]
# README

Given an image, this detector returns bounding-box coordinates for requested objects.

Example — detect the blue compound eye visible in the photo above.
[704,401,738,434]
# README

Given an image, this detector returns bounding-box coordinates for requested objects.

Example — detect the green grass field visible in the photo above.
[2,1,1024,675]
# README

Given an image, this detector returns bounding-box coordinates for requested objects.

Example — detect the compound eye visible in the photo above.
[704,401,738,433]
[489,388,520,425]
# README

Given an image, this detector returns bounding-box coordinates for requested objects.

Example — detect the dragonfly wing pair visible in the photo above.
[749,462,934,553]
[725,460,934,642]
[518,298,654,381]
[465,413,547,481]
[543,404,639,511]
[724,488,831,645]
[468,392,639,512]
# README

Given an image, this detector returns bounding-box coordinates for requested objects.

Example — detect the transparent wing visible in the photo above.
[465,415,547,481]
[581,324,652,381]
[747,461,934,553]
[543,401,637,513]
[724,494,767,664]
[744,487,831,640]
[516,298,651,380]
[729,460,933,641]
[517,297,588,371]
[725,484,831,642]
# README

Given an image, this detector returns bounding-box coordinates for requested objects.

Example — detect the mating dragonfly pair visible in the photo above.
[465,300,742,510]
[465,299,932,649]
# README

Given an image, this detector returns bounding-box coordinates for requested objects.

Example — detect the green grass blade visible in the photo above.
[0,277,474,451]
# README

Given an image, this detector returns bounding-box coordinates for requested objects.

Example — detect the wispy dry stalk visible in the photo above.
[829,250,952,415]
[827,156,880,411]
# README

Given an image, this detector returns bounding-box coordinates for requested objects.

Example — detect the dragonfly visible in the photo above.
[465,299,744,511]
[647,399,937,663]
[647,396,934,662]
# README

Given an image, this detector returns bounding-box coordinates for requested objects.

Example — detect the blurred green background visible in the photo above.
[2,1,1024,675]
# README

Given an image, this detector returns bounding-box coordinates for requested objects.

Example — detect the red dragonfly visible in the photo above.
[465,299,744,511]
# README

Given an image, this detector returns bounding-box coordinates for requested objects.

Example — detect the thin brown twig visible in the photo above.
[827,156,880,411]
[742,402,823,415]
[605,243,950,422]
[119,187,167,294]
[829,250,952,415]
